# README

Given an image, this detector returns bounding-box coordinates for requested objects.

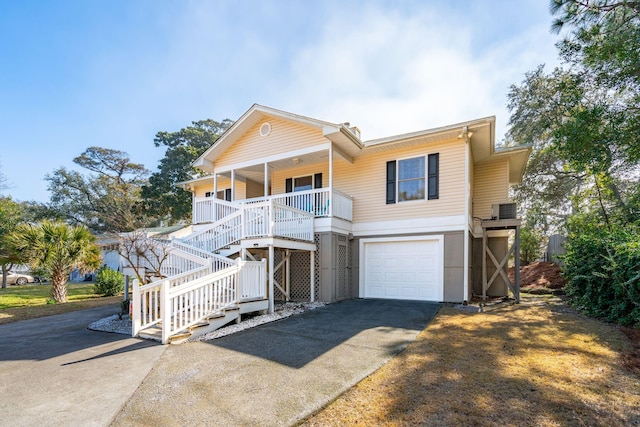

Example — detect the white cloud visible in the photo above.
[274,3,560,142]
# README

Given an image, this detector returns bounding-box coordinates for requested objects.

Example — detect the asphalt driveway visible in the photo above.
[113,299,440,426]
[0,305,166,427]
[0,299,439,426]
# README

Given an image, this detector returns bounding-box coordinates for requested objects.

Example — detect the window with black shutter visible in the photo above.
[428,153,439,200]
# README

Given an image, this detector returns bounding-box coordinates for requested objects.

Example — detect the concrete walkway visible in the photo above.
[0,305,166,427]
[113,299,440,426]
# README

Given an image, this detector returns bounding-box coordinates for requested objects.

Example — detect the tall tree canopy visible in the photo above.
[46,147,153,233]
[141,119,232,223]
[0,197,27,288]
[508,0,640,233]
[508,1,640,324]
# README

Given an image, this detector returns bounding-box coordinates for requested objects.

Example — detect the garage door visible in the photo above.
[362,237,443,301]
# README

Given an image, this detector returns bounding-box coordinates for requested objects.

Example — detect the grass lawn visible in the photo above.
[0,282,122,324]
[302,294,640,427]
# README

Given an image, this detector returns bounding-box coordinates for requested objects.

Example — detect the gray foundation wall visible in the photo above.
[316,232,353,303]
[472,236,509,297]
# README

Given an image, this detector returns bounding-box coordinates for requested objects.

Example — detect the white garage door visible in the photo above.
[362,237,443,301]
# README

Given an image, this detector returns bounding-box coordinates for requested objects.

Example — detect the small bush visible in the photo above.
[94,267,124,297]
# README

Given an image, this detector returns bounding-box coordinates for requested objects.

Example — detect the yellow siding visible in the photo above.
[473,159,509,219]
[336,139,466,223]
[268,140,465,223]
[246,178,264,199]
[215,117,327,170]
[192,177,246,200]
[272,163,329,194]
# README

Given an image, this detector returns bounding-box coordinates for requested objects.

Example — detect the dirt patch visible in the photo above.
[508,261,566,291]
[301,294,639,427]
[621,327,640,376]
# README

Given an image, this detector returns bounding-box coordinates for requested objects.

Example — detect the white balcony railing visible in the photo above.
[192,188,352,225]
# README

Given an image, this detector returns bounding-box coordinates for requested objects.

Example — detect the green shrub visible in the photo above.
[94,267,124,297]
[563,226,640,326]
[520,225,544,265]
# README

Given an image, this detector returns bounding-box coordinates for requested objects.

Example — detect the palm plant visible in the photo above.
[10,220,101,303]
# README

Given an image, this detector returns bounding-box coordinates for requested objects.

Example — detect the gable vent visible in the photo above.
[259,122,271,136]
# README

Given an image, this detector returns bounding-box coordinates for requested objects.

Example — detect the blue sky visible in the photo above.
[0,0,560,203]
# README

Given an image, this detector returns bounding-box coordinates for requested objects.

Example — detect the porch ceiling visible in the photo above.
[217,150,332,184]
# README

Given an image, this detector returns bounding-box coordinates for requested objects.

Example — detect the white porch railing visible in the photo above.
[132,258,267,344]
[193,197,240,224]
[192,188,353,224]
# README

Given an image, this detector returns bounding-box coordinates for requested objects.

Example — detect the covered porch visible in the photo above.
[183,142,355,226]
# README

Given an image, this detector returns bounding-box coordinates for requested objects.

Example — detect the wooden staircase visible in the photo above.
[139,306,242,344]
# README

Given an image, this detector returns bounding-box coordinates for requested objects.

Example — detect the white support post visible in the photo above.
[191,192,196,224]
[268,245,275,313]
[231,170,235,202]
[213,173,218,221]
[261,258,267,300]
[235,257,242,303]
[329,144,334,217]
[132,278,141,337]
[264,162,269,197]
[161,279,171,345]
[285,249,291,302]
[310,250,315,302]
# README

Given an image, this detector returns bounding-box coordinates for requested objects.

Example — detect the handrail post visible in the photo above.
[161,279,171,344]
[269,199,274,237]
[132,278,141,337]
[261,258,267,299]
[235,257,242,303]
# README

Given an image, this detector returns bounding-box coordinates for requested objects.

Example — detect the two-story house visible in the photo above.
[132,104,529,343]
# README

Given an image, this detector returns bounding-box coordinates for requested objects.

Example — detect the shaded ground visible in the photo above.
[509,261,566,291]
[301,294,640,427]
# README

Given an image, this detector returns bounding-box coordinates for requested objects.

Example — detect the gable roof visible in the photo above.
[192,104,530,184]
[193,104,363,170]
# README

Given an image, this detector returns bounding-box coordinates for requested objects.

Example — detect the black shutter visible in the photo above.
[386,161,396,204]
[428,153,439,200]
[225,188,232,201]
[285,178,293,193]
[314,173,322,189]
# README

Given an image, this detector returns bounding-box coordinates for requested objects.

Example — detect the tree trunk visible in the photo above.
[1,264,7,289]
[50,274,68,303]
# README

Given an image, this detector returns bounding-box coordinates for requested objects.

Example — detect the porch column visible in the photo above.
[268,245,274,313]
[329,144,334,216]
[191,190,196,223]
[285,249,290,301]
[264,162,269,197]
[310,250,315,302]
[231,170,235,201]
[213,174,218,221]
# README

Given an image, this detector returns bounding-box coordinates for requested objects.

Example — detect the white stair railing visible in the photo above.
[182,210,243,253]
[170,239,236,272]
